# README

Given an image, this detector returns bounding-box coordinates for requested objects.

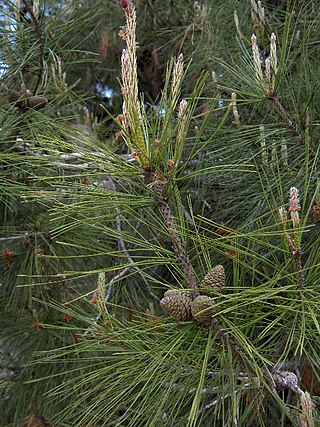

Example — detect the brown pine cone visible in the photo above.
[9,90,22,102]
[191,295,215,325]
[200,265,225,294]
[27,95,48,110]
[8,90,47,110]
[160,290,193,321]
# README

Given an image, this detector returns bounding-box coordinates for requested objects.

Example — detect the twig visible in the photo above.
[200,391,236,412]
[116,219,159,300]
[0,233,28,241]
[209,309,308,416]
[21,0,45,94]
[97,178,160,303]
[206,314,257,378]
[145,169,197,289]
[50,161,99,170]
[199,377,255,413]
[264,369,304,396]
[163,374,254,399]
[104,266,131,303]
[88,218,160,328]
[114,213,160,302]
[82,267,131,335]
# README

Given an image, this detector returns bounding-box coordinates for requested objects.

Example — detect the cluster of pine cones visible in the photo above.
[160,265,225,325]
[9,89,47,111]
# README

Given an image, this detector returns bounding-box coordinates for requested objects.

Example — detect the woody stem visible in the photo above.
[146,170,197,289]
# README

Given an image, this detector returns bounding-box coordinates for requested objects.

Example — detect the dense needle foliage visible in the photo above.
[0,0,320,425]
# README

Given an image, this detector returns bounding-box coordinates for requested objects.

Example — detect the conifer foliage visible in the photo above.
[1,0,320,425]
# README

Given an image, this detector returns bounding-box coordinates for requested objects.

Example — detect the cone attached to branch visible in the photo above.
[191,295,216,325]
[160,290,193,321]
[27,95,48,110]
[200,265,225,294]
[9,90,47,110]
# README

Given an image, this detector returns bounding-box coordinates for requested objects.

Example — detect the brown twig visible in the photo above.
[21,0,45,94]
[145,169,197,289]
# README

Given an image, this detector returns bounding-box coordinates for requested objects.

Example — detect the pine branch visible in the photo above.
[114,212,160,302]
[145,169,197,289]
[21,0,45,94]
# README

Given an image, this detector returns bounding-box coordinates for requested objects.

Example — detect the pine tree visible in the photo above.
[1,0,320,425]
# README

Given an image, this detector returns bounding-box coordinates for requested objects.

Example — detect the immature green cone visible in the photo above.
[27,95,48,110]
[201,265,225,294]
[191,295,216,325]
[160,290,193,321]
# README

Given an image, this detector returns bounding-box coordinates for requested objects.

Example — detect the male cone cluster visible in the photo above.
[160,265,225,325]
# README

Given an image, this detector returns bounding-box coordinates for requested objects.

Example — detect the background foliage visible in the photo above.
[0,0,320,425]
